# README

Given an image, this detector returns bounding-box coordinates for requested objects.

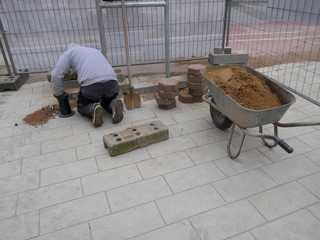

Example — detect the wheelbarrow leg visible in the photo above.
[227,123,246,159]
[259,124,278,148]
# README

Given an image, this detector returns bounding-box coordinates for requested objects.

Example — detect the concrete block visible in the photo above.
[103,120,169,156]
[213,47,232,54]
[189,86,208,96]
[188,64,207,76]
[186,81,205,91]
[155,92,176,105]
[209,52,249,65]
[0,74,29,92]
[187,74,203,83]
[159,78,179,92]
[178,89,193,103]
[158,89,178,99]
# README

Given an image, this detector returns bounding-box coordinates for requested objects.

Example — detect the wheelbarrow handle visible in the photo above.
[278,139,294,154]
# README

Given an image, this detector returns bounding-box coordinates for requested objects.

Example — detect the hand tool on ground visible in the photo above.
[121,0,141,109]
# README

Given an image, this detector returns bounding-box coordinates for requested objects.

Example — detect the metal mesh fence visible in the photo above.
[228,0,320,105]
[0,0,224,72]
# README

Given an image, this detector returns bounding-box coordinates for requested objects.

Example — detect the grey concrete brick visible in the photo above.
[209,52,249,65]
[104,120,169,156]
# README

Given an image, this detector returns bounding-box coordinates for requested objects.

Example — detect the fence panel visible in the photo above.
[228,0,320,105]
[0,0,224,72]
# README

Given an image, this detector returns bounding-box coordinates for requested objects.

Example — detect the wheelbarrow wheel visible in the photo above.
[210,97,232,130]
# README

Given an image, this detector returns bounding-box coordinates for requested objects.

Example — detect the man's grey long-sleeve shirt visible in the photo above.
[51,43,118,96]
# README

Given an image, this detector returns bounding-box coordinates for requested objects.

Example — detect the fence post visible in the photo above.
[0,18,17,76]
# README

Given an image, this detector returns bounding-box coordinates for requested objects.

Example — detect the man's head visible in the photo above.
[67,43,79,50]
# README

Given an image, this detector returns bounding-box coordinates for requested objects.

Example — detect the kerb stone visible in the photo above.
[103,120,169,156]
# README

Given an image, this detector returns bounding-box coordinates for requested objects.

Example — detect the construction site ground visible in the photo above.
[1,62,320,240]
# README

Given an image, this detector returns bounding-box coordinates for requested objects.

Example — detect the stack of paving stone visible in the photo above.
[178,64,208,103]
[155,77,179,109]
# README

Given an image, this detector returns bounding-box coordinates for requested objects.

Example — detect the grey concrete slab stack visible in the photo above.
[178,64,208,103]
[156,78,179,109]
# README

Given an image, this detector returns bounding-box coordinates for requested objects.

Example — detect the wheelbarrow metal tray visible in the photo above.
[202,65,296,128]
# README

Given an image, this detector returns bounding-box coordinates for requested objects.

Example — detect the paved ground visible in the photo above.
[0,67,320,240]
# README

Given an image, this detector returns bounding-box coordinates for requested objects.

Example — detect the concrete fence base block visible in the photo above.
[0,74,29,92]
[103,120,169,156]
[209,52,249,65]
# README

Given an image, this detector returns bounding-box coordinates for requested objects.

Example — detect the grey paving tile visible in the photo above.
[230,232,255,240]
[185,141,229,164]
[22,148,77,173]
[0,211,39,240]
[0,143,40,164]
[90,202,164,240]
[0,160,21,179]
[0,195,17,220]
[146,135,196,158]
[231,135,265,152]
[31,223,92,240]
[304,149,320,166]
[169,119,212,137]
[40,193,110,234]
[152,102,192,117]
[214,149,272,177]
[24,125,73,145]
[41,133,91,154]
[260,155,320,184]
[0,135,25,151]
[82,164,142,196]
[76,142,106,160]
[137,152,194,179]
[251,210,320,240]
[308,202,320,220]
[258,138,313,162]
[164,162,225,193]
[120,109,156,126]
[296,104,320,117]
[276,126,315,140]
[190,199,265,240]
[298,130,320,149]
[298,172,320,198]
[0,171,39,198]
[96,148,150,171]
[189,128,230,146]
[213,169,277,203]
[130,220,200,240]
[156,185,225,224]
[107,177,171,212]
[171,108,209,123]
[132,114,177,127]
[248,181,319,221]
[40,158,98,186]
[17,179,83,214]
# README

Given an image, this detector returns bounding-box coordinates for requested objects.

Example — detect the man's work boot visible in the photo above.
[92,104,104,127]
[110,98,124,124]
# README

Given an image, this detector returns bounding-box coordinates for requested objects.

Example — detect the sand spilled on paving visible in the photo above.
[23,99,77,126]
[205,66,281,110]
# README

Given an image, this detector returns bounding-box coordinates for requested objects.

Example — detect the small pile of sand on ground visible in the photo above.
[205,66,281,110]
[23,99,77,126]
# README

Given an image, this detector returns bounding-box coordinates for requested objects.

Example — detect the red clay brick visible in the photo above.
[188,64,207,75]
[158,89,178,99]
[159,101,176,109]
[187,74,203,83]
[187,81,205,90]
[178,89,193,103]
[159,78,179,92]
[155,92,176,105]
[189,86,209,96]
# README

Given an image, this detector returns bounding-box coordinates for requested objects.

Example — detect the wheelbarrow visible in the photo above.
[202,65,320,159]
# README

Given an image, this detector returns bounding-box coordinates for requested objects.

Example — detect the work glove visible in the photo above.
[54,92,68,101]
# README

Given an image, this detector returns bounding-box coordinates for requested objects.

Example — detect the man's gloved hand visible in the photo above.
[54,92,68,101]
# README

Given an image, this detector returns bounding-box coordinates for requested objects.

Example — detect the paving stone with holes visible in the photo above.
[188,64,207,75]
[103,120,169,156]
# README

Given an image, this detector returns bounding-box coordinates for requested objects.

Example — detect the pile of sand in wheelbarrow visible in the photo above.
[204,66,281,110]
